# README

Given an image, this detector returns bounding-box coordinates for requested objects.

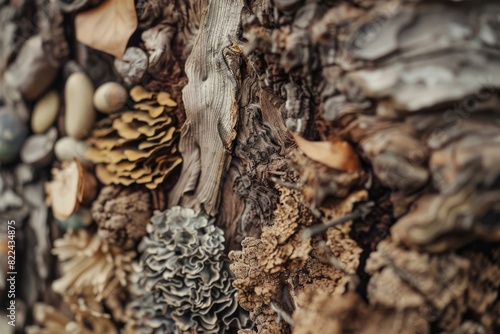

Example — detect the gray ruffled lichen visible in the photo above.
[124,206,252,334]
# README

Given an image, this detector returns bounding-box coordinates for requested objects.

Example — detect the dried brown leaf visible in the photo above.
[75,0,138,59]
[291,133,360,172]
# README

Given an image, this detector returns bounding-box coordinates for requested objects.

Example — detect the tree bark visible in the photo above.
[1,0,500,333]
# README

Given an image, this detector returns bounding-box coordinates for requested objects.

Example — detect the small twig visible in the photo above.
[302,211,361,239]
[271,177,301,190]
[302,202,374,239]
[316,241,361,289]
[270,302,294,326]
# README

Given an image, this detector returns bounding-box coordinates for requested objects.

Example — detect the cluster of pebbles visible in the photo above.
[1,62,129,230]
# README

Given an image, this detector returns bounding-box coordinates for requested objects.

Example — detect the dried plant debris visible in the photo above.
[289,138,366,213]
[75,0,137,58]
[293,292,428,334]
[229,182,365,333]
[366,240,500,333]
[26,302,118,334]
[125,206,251,333]
[86,86,181,189]
[51,229,135,322]
[217,71,292,251]
[91,185,152,249]
[56,0,103,13]
[45,160,97,220]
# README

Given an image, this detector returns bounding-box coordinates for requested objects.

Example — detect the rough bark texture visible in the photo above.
[2,0,500,333]
[169,0,244,216]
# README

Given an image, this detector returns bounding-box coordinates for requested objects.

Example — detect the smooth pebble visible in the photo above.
[31,90,60,134]
[93,82,128,113]
[56,208,93,231]
[54,136,90,164]
[64,72,95,139]
[0,107,28,164]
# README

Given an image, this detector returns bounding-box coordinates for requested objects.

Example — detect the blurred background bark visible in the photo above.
[1,0,500,333]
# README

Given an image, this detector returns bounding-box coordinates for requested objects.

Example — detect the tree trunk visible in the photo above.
[1,0,499,333]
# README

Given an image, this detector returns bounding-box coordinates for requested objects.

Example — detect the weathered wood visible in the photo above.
[169,0,244,216]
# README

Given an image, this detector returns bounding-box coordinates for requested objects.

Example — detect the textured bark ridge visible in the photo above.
[230,0,500,333]
[217,60,293,250]
[4,0,500,333]
[169,0,244,216]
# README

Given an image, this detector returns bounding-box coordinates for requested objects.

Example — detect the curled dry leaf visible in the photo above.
[45,160,97,220]
[75,0,138,59]
[291,133,361,173]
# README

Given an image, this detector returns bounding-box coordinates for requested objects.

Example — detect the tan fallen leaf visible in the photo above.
[75,0,137,59]
[291,133,360,173]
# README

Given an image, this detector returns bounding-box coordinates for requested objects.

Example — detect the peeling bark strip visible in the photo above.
[169,0,243,216]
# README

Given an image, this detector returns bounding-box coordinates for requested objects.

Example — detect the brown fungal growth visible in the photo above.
[51,229,135,322]
[293,292,428,334]
[365,240,500,332]
[91,185,152,249]
[45,160,97,220]
[229,181,365,333]
[216,64,292,252]
[86,86,181,190]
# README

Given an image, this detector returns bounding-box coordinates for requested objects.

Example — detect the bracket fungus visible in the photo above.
[125,206,251,333]
[86,86,181,189]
